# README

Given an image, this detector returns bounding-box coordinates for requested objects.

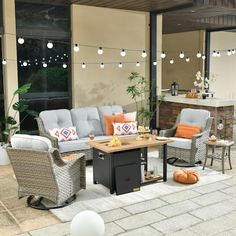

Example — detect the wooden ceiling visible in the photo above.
[16,0,236,34]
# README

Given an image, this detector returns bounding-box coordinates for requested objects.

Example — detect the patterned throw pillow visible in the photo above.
[49,127,78,142]
[113,122,138,135]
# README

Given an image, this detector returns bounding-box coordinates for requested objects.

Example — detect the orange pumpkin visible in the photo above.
[173,169,200,184]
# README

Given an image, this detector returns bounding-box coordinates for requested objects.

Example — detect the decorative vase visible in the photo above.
[0,144,10,165]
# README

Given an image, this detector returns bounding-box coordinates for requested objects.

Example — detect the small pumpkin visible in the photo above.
[173,169,200,184]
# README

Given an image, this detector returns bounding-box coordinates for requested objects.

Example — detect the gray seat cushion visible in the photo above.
[97,105,123,133]
[180,108,210,129]
[11,134,52,151]
[168,137,192,150]
[58,136,112,153]
[71,107,103,138]
[40,109,73,131]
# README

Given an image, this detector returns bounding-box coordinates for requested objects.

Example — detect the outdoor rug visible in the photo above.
[50,150,231,222]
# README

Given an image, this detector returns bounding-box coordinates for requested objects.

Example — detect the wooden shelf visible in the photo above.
[141,175,163,185]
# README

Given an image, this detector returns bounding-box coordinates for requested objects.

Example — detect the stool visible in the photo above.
[203,140,234,174]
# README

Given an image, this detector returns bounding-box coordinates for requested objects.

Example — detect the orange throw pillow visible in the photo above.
[104,114,125,135]
[173,169,200,184]
[175,123,201,139]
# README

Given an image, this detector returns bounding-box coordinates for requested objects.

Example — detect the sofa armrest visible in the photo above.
[35,117,59,149]
[159,127,176,137]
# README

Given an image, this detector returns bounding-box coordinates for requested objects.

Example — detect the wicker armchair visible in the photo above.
[7,134,86,209]
[159,108,213,166]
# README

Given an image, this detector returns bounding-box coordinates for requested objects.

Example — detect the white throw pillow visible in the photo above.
[49,127,79,142]
[124,112,137,122]
[113,122,138,135]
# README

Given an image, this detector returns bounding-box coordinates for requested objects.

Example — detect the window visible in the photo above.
[16,2,71,132]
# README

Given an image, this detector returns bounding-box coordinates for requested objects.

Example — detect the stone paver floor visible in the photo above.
[1,147,236,236]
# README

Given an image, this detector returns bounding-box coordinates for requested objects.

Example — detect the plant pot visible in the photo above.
[0,144,10,165]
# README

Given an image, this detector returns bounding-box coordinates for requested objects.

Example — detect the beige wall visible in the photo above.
[162,31,204,91]
[2,0,18,119]
[71,5,151,110]
[210,31,236,99]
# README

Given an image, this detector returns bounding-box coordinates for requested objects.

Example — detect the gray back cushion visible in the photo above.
[11,134,52,151]
[180,108,210,129]
[71,107,103,138]
[39,109,73,131]
[97,105,123,133]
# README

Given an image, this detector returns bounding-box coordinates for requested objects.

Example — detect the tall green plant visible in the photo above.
[126,72,165,126]
[0,83,38,143]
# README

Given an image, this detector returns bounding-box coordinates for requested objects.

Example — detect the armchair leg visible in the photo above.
[27,194,76,210]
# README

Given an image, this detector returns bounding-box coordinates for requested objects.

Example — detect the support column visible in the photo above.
[2,0,18,120]
[149,13,162,128]
[71,4,79,108]
[204,30,211,80]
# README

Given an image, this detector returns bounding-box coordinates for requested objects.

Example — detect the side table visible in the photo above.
[203,140,234,174]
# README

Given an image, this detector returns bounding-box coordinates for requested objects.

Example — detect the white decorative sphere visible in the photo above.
[70,210,105,236]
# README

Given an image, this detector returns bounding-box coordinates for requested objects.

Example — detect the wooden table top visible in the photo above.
[87,136,172,153]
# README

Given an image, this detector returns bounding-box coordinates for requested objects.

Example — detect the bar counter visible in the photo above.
[159,94,235,139]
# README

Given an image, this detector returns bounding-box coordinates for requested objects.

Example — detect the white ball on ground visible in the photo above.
[70,210,105,236]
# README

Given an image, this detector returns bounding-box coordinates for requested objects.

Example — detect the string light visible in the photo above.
[153,61,157,66]
[141,50,147,58]
[100,62,104,68]
[202,54,206,60]
[120,49,126,57]
[82,63,86,69]
[23,61,28,66]
[161,52,166,59]
[47,41,53,49]
[74,44,80,52]
[136,62,140,67]
[232,49,236,55]
[43,62,48,68]
[216,51,221,57]
[227,49,232,56]
[118,62,123,68]
[18,37,24,44]
[97,47,103,55]
[170,59,174,64]
[2,59,7,65]
[185,57,190,62]
[196,51,202,58]
[62,63,67,68]
[179,51,185,58]
[212,50,217,57]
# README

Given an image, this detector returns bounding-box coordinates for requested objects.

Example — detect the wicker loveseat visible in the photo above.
[159,108,213,166]
[7,134,86,209]
[36,105,124,160]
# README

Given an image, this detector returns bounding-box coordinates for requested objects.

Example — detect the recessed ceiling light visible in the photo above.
[177,23,182,26]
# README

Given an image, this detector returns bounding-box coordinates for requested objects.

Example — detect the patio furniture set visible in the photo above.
[6,106,233,209]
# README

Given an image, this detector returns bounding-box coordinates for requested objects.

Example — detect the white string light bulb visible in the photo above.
[216,51,221,57]
[47,41,53,49]
[2,59,7,65]
[170,59,174,64]
[120,49,126,57]
[141,50,147,58]
[100,62,104,68]
[161,52,166,59]
[82,63,86,69]
[227,49,232,56]
[185,57,190,62]
[196,51,202,58]
[136,62,140,67]
[43,62,48,68]
[212,50,217,57]
[232,49,236,55]
[118,62,123,68]
[179,51,185,58]
[18,37,24,44]
[74,44,80,52]
[98,47,103,55]
[153,61,157,66]
[23,61,28,66]
[62,63,67,68]
[202,54,206,60]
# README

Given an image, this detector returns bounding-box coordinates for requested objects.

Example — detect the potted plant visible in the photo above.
[126,72,165,129]
[0,83,38,165]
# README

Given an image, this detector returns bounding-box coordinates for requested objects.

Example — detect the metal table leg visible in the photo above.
[163,144,167,182]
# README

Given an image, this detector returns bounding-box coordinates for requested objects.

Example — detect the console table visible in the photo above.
[88,137,172,195]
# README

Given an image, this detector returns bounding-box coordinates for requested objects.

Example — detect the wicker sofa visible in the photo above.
[36,105,125,160]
